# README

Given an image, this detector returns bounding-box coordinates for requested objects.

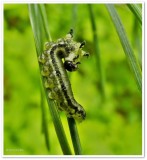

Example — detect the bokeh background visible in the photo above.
[4,4,142,155]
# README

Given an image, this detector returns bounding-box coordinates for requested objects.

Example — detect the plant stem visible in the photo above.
[39,4,52,41]
[88,4,106,99]
[67,118,82,155]
[28,4,72,154]
[106,4,142,92]
[44,93,72,155]
[40,83,50,151]
[127,4,142,25]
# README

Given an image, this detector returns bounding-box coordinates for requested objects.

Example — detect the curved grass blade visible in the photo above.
[106,4,142,92]
[132,18,142,66]
[127,4,142,25]
[67,118,82,155]
[28,4,72,155]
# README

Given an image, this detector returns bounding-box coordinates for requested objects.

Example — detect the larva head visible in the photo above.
[64,60,78,72]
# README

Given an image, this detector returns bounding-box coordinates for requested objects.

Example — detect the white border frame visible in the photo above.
[1,0,145,159]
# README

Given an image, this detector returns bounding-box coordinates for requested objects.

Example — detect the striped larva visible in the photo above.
[38,29,89,122]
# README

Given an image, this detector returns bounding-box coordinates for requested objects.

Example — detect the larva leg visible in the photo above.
[44,77,54,88]
[45,42,54,50]
[82,51,90,57]
[48,86,62,100]
[41,66,50,76]
[79,41,86,48]
[38,54,46,64]
[48,90,56,99]
[56,101,64,111]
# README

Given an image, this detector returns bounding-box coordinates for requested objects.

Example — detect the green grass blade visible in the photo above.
[39,4,52,41]
[45,94,72,155]
[28,4,44,55]
[88,4,106,99]
[106,4,142,92]
[40,84,50,151]
[71,4,78,33]
[132,18,142,66]
[28,4,72,155]
[67,118,82,155]
[127,4,142,25]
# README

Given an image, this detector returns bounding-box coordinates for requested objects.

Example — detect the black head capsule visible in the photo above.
[64,61,78,72]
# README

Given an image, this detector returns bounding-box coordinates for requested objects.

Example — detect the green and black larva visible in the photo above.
[38,29,89,122]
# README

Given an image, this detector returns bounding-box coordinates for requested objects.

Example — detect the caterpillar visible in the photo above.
[38,29,89,122]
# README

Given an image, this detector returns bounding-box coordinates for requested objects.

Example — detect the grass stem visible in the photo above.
[106,4,142,92]
[88,4,106,99]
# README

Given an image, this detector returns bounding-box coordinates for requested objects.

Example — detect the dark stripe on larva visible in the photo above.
[50,44,78,110]
[38,31,88,122]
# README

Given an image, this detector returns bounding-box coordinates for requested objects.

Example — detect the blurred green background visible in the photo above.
[4,4,142,155]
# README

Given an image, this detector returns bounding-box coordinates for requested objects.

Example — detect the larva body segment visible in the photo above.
[38,30,89,122]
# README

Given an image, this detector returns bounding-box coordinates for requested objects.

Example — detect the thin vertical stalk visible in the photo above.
[67,118,82,155]
[71,4,78,34]
[88,4,105,99]
[40,83,50,151]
